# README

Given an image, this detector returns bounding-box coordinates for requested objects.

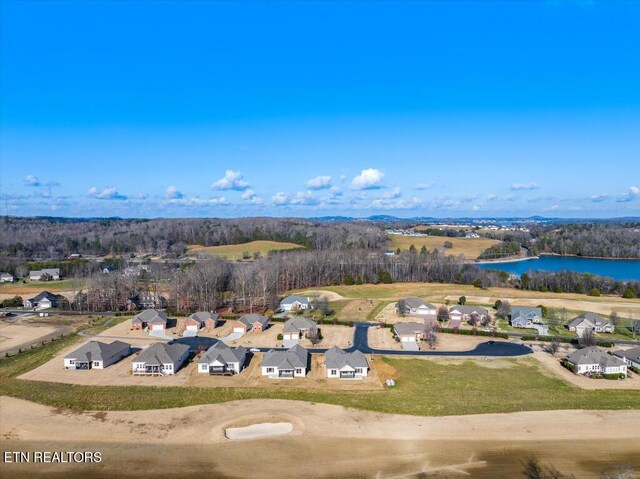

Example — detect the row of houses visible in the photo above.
[510,307,615,336]
[130,309,271,334]
[565,346,640,377]
[64,340,370,380]
[0,269,62,283]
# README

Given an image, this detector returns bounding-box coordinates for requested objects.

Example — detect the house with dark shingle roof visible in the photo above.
[185,311,219,331]
[567,312,614,337]
[261,344,309,378]
[566,347,627,376]
[24,291,66,309]
[29,268,60,281]
[64,340,131,370]
[611,346,640,370]
[510,306,543,328]
[280,295,312,312]
[198,342,247,375]
[449,305,489,322]
[131,342,190,375]
[282,317,317,341]
[396,297,437,318]
[132,309,168,331]
[233,314,269,333]
[394,322,428,344]
[324,346,369,379]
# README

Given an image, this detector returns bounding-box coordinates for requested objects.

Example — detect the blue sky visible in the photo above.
[1,1,639,218]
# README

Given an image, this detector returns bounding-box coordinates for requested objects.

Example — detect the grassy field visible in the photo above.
[187,241,303,260]
[0,279,78,295]
[388,234,500,260]
[1,331,639,414]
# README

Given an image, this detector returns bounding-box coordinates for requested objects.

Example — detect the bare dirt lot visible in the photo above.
[0,321,61,354]
[367,327,507,352]
[1,396,639,479]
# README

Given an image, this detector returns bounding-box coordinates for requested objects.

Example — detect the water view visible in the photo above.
[477,255,640,282]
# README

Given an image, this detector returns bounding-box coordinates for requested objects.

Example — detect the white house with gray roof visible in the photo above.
[29,268,61,281]
[131,342,190,375]
[566,347,627,376]
[282,317,317,341]
[325,346,369,379]
[396,297,437,318]
[280,295,312,312]
[510,306,543,328]
[64,340,131,370]
[567,313,614,337]
[449,305,489,322]
[612,347,640,370]
[261,344,309,378]
[198,342,247,375]
[394,322,429,343]
[0,272,14,283]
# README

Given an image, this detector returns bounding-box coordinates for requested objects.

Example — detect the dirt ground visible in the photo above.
[0,321,62,354]
[1,396,639,479]
[94,317,180,342]
[18,341,383,391]
[367,327,506,352]
[530,346,640,391]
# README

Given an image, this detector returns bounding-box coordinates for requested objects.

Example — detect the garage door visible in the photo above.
[233,327,245,333]
[151,324,164,331]
[401,337,415,342]
[186,325,198,331]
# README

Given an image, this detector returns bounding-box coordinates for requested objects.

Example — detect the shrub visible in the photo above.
[276,333,283,341]
[603,373,625,380]
[622,287,637,299]
[588,288,601,297]
[561,359,576,373]
[629,365,640,374]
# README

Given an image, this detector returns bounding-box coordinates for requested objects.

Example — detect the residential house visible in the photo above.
[612,347,640,370]
[282,317,317,341]
[101,265,116,274]
[233,313,269,334]
[261,344,309,378]
[131,342,190,375]
[394,322,428,343]
[125,294,167,311]
[567,313,614,336]
[324,346,369,379]
[197,342,247,375]
[0,272,14,283]
[510,306,543,328]
[449,305,489,323]
[132,309,168,331]
[68,253,82,260]
[29,268,61,281]
[396,297,437,318]
[64,340,131,370]
[123,265,150,277]
[186,311,219,331]
[280,295,312,312]
[24,291,66,309]
[566,347,627,376]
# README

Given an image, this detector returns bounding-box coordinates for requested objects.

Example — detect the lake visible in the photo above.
[476,255,640,282]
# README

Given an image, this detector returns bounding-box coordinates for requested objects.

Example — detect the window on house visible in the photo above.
[93,362,100,367]
[266,367,274,373]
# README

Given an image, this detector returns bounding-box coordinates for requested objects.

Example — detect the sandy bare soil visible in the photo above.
[1,396,639,479]
[0,322,61,354]
[18,342,384,390]
[300,289,345,301]
[367,327,507,352]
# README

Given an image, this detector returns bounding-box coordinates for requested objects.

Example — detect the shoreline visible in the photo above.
[470,256,537,265]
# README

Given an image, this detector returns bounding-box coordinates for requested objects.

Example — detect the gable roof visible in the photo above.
[394,322,427,335]
[199,341,246,365]
[132,309,168,325]
[280,295,310,306]
[27,291,65,303]
[30,268,60,276]
[325,346,369,369]
[403,297,436,310]
[238,314,269,328]
[510,306,542,320]
[449,305,488,316]
[0,272,13,278]
[188,311,219,325]
[134,342,189,365]
[283,316,317,333]
[567,312,612,329]
[612,346,640,363]
[567,346,625,368]
[65,340,130,362]
[262,344,308,369]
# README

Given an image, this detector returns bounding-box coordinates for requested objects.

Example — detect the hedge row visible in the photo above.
[520,335,613,348]
[438,327,509,339]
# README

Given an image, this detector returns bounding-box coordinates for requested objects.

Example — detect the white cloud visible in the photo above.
[415,181,435,190]
[88,186,127,200]
[590,194,608,203]
[306,175,332,190]
[168,196,228,206]
[24,175,41,187]
[272,191,319,207]
[241,189,263,205]
[272,192,290,206]
[212,170,250,191]
[165,186,184,200]
[616,186,640,203]
[511,182,539,191]
[369,196,421,210]
[382,187,402,199]
[137,192,149,200]
[350,168,384,190]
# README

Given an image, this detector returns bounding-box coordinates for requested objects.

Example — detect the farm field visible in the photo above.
[187,240,303,260]
[0,279,77,295]
[388,233,500,260]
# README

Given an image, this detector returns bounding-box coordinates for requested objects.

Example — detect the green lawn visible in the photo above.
[1,332,639,415]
